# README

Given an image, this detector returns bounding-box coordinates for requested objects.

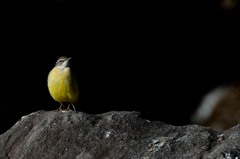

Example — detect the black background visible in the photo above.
[1,0,240,134]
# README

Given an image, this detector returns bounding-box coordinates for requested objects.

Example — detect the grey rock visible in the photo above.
[0,110,240,159]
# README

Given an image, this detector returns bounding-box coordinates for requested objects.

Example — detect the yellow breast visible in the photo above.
[47,67,79,103]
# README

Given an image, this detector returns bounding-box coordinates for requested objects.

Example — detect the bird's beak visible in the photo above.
[67,57,72,61]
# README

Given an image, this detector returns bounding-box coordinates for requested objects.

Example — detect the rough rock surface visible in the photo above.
[0,110,240,159]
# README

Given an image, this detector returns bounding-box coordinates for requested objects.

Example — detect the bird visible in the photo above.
[47,56,79,111]
[191,82,240,130]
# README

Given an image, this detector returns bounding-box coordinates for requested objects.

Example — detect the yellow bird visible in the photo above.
[47,56,79,111]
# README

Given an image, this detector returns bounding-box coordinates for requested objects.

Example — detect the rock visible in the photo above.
[0,110,240,159]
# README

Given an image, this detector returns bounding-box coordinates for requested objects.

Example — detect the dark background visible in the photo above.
[1,0,240,134]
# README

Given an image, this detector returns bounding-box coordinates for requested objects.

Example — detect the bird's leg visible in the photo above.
[71,103,76,112]
[66,104,71,111]
[56,102,63,111]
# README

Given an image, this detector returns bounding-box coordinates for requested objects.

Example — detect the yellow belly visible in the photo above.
[47,67,79,103]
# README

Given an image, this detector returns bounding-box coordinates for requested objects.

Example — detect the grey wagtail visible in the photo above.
[47,56,79,111]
